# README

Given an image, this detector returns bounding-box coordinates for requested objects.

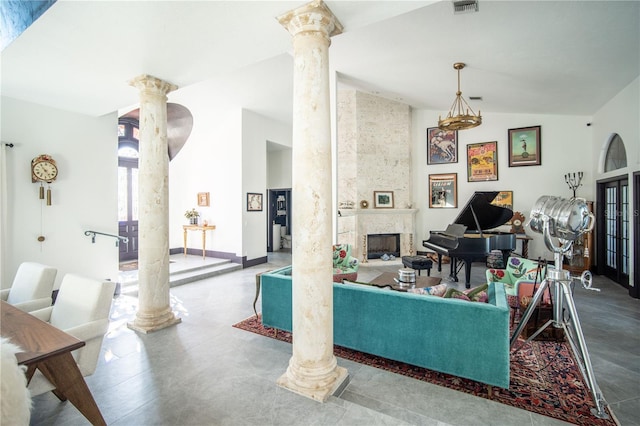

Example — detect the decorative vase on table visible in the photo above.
[189,217,198,225]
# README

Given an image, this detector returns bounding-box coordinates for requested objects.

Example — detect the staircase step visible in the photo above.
[169,262,242,287]
[119,257,242,297]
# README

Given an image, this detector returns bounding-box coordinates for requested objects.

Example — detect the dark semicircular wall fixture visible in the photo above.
[121,103,193,161]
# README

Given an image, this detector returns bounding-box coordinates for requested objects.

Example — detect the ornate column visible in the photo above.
[128,74,181,333]
[277,1,347,402]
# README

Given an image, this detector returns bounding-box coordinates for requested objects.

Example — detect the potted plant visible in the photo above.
[184,208,199,225]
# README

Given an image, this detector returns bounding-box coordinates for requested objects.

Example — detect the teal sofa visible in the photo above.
[260,266,511,389]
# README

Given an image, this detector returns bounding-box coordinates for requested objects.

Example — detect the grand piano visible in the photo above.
[422,191,516,288]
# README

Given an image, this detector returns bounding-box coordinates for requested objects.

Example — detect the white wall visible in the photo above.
[411,108,592,261]
[1,97,118,288]
[591,76,639,287]
[267,148,292,189]
[166,87,243,258]
[242,109,292,262]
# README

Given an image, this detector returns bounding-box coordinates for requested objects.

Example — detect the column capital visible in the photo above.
[278,0,343,40]
[129,74,178,96]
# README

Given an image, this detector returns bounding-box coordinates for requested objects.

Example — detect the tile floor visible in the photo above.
[30,252,639,425]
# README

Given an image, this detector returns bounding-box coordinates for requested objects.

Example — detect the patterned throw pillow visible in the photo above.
[443,288,471,301]
[443,283,489,302]
[465,283,489,302]
[407,283,448,297]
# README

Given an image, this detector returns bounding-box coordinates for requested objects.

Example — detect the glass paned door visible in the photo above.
[598,178,629,286]
[118,157,139,262]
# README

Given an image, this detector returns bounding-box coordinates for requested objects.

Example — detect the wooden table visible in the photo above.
[369,272,442,292]
[0,301,106,425]
[516,234,533,258]
[183,224,216,259]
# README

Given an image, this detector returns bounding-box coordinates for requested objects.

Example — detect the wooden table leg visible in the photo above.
[201,230,206,259]
[36,352,106,426]
[183,228,188,256]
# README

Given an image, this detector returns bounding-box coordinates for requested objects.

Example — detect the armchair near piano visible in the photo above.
[423,191,516,288]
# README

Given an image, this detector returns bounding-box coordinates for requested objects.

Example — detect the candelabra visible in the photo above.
[564,172,583,198]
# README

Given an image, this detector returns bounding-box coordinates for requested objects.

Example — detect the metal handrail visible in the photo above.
[84,230,129,246]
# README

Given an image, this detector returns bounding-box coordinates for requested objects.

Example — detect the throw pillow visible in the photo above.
[443,288,471,301]
[407,283,448,297]
[465,283,489,302]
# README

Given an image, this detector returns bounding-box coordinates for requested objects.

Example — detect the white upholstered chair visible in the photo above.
[0,262,57,312]
[28,274,116,397]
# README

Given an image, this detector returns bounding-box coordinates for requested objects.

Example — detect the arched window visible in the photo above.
[118,118,139,158]
[604,133,627,172]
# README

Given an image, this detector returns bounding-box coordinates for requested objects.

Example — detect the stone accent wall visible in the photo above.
[337,90,415,259]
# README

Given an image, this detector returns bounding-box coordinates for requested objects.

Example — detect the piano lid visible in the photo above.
[454,191,513,231]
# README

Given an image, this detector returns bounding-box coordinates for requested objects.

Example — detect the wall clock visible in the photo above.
[31,154,58,183]
[31,154,58,205]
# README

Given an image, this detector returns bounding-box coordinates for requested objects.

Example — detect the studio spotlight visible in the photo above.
[511,196,608,419]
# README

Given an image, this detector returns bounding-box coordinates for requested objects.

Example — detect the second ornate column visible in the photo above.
[128,74,181,333]
[277,0,347,402]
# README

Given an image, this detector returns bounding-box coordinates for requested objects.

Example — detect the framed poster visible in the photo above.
[508,125,541,167]
[197,192,210,207]
[427,127,458,164]
[247,193,263,211]
[467,141,498,182]
[490,190,513,211]
[428,173,457,208]
[373,191,394,208]
[491,191,513,223]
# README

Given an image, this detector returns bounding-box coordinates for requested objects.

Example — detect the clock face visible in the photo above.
[33,161,58,182]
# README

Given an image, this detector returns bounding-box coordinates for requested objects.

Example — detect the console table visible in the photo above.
[183,224,216,259]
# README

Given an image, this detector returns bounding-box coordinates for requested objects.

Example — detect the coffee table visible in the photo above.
[368,272,442,292]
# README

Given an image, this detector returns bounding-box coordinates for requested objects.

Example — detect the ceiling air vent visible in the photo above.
[453,0,479,14]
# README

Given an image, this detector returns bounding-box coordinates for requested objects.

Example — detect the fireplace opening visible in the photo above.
[367,233,400,259]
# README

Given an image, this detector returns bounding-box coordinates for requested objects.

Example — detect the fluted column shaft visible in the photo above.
[128,75,181,333]
[277,0,347,402]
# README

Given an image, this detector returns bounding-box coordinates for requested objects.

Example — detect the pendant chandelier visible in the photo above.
[438,62,482,131]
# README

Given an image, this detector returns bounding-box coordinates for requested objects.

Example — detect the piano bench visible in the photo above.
[401,256,433,276]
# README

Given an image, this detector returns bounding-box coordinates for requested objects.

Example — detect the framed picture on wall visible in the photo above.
[508,125,541,167]
[427,127,458,164]
[373,191,394,208]
[197,192,210,207]
[428,173,457,208]
[467,141,498,182]
[247,193,263,211]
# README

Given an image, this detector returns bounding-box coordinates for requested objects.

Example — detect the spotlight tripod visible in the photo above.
[510,216,608,419]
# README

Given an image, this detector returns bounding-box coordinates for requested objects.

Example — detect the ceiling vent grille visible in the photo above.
[453,0,479,14]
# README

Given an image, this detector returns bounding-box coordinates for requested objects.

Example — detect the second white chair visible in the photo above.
[28,273,116,397]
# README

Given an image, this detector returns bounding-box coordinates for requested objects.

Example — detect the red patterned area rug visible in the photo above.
[233,315,618,426]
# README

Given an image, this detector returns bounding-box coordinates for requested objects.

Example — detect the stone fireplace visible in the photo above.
[336,89,416,260]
